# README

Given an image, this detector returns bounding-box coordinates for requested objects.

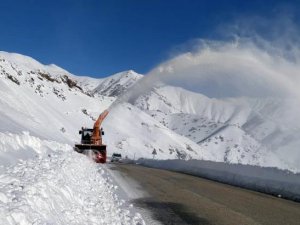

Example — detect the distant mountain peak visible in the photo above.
[93,70,143,97]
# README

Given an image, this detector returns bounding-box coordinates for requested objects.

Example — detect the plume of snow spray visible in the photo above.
[110,37,300,111]
[110,14,300,107]
[109,15,300,131]
[108,70,162,110]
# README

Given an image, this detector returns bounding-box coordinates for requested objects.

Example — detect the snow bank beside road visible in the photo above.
[0,132,70,170]
[0,151,145,225]
[137,159,300,202]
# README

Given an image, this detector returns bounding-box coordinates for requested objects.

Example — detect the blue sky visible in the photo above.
[0,0,298,77]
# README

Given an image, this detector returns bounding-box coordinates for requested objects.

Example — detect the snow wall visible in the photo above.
[136,159,300,202]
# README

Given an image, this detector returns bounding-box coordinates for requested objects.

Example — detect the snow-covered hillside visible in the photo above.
[0,51,201,162]
[1,51,299,172]
[1,50,300,223]
[134,86,300,172]
[103,103,202,160]
[0,52,150,224]
[0,52,112,143]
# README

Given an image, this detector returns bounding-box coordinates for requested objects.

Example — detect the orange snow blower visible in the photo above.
[74,110,109,163]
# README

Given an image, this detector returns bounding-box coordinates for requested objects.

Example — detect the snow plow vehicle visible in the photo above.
[74,110,109,163]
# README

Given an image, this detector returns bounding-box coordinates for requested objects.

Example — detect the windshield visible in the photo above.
[83,130,93,137]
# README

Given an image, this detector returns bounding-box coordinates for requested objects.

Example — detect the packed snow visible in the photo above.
[0,132,69,170]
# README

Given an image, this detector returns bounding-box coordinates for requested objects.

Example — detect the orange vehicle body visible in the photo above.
[74,110,109,163]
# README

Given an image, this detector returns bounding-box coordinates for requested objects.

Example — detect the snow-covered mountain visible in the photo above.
[0,52,151,224]
[0,51,202,165]
[134,86,300,171]
[1,50,300,223]
[0,52,111,141]
[93,70,143,97]
[0,51,299,172]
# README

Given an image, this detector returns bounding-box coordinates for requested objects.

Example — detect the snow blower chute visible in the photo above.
[74,110,109,163]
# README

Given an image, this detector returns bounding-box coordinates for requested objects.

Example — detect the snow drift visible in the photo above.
[0,151,144,224]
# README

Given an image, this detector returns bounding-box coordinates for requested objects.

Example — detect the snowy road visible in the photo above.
[110,163,300,225]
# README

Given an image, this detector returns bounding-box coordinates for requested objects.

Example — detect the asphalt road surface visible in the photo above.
[112,163,300,225]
